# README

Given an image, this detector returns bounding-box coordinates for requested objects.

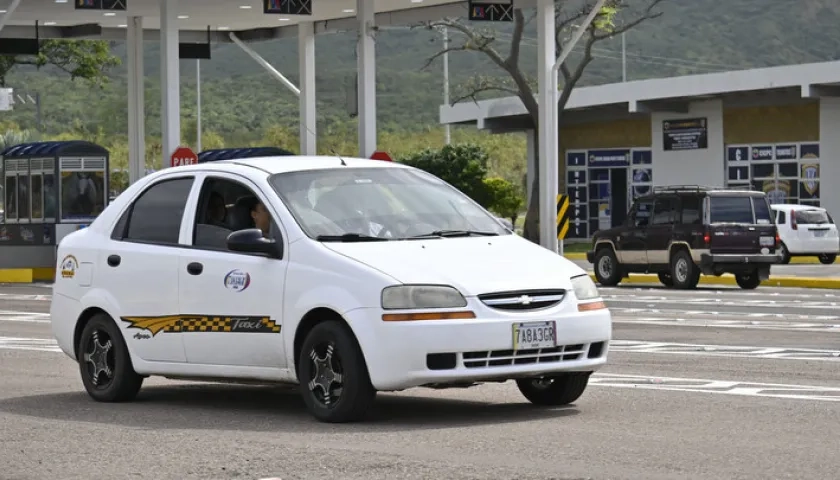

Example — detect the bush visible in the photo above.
[397,143,493,207]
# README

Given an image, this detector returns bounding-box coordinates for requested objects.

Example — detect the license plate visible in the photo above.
[759,236,775,246]
[512,321,556,350]
[813,230,827,237]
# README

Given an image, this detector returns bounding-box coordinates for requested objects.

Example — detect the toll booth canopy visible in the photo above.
[197,147,295,163]
[1,140,110,226]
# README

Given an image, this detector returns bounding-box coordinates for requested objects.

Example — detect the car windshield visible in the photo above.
[797,209,831,225]
[268,167,510,240]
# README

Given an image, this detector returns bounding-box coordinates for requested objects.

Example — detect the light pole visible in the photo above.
[442,26,451,145]
[196,58,202,152]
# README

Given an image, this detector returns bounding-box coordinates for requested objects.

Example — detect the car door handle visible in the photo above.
[186,262,203,275]
[107,254,121,267]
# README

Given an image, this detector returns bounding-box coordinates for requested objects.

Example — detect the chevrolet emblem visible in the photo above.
[518,295,533,305]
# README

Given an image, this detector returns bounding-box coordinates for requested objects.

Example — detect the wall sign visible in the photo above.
[264,0,312,15]
[75,0,127,10]
[662,117,708,151]
[468,0,514,21]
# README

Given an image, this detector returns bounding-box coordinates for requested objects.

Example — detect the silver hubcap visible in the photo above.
[83,330,114,387]
[598,256,613,278]
[675,258,688,283]
[307,342,344,407]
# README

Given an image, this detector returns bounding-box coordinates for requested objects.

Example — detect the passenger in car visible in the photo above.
[206,191,228,227]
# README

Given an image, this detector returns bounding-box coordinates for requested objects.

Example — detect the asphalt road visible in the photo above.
[1,283,839,480]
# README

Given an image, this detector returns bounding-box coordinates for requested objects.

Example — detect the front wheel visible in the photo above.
[818,254,837,265]
[735,271,762,289]
[77,314,143,402]
[298,320,376,423]
[516,372,591,406]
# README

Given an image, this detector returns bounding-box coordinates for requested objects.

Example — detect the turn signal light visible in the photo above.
[382,311,477,322]
[578,301,607,312]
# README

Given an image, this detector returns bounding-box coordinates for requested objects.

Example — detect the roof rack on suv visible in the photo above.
[653,184,759,193]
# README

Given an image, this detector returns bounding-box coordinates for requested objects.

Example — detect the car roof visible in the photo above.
[169,155,405,175]
[769,203,824,211]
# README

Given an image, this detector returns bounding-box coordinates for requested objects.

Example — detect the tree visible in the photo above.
[398,143,493,206]
[0,39,120,88]
[484,176,525,225]
[423,0,666,243]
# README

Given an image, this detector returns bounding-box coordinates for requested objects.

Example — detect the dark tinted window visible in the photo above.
[123,177,194,244]
[680,196,701,224]
[751,197,773,224]
[797,209,831,225]
[776,210,786,225]
[709,196,754,224]
[631,199,653,227]
[652,197,676,225]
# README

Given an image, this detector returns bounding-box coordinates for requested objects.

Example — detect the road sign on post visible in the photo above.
[171,146,198,168]
[468,0,514,21]
[370,151,393,162]
[556,194,570,254]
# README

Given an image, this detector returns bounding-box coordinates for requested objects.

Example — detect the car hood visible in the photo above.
[322,234,587,296]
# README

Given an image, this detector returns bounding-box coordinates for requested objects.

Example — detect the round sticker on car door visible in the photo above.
[224,269,251,292]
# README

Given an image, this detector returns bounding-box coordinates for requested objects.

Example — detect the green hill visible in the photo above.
[2,0,840,141]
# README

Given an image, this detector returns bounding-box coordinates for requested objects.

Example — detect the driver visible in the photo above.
[239,196,271,237]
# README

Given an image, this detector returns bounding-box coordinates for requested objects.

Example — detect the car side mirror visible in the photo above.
[227,228,283,258]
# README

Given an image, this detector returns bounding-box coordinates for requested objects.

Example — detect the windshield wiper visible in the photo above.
[409,229,500,238]
[315,233,390,242]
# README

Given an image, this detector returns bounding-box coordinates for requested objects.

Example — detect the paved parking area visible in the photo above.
[1,284,838,479]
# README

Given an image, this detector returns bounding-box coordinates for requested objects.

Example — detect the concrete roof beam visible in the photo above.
[629,99,690,114]
[801,84,840,98]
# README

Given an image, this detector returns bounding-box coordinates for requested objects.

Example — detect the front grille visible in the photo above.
[478,289,566,311]
[462,343,586,368]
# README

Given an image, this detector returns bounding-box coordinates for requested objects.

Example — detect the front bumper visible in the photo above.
[345,306,612,391]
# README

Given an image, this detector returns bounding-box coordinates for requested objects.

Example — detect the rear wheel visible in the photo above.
[77,314,143,402]
[298,320,376,423]
[735,271,762,289]
[516,372,591,406]
[779,243,791,264]
[671,250,700,289]
[818,254,836,265]
[657,272,673,287]
[593,248,622,286]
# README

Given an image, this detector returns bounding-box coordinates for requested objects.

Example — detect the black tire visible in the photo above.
[670,249,700,290]
[593,248,622,286]
[516,372,591,406]
[297,320,376,423]
[658,272,673,287]
[818,254,836,265]
[779,243,791,264]
[77,313,143,402]
[735,271,762,289]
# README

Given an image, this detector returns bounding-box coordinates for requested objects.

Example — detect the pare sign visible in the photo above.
[171,146,198,167]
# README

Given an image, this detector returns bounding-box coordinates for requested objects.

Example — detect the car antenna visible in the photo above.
[301,122,346,166]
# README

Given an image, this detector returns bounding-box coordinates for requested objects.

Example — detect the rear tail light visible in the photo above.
[703,227,711,245]
[791,211,798,230]
[776,231,781,247]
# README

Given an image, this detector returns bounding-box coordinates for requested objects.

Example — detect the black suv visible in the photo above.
[586,186,782,290]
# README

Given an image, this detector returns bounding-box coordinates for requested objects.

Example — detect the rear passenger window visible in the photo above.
[709,196,754,224]
[680,196,701,224]
[116,177,195,245]
[751,197,773,224]
[652,197,676,225]
[776,210,786,225]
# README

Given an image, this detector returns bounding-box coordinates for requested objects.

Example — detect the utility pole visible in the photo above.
[196,58,202,152]
[442,26,451,145]
[621,32,627,82]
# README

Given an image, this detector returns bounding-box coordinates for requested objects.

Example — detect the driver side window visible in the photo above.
[629,199,653,228]
[191,177,279,252]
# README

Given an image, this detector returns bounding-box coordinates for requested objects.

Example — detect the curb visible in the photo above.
[587,272,840,289]
[0,268,55,284]
[564,251,838,264]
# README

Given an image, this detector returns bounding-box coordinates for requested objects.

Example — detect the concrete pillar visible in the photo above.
[819,97,840,217]
[298,22,316,155]
[160,0,181,168]
[356,0,376,157]
[537,0,557,253]
[126,16,145,184]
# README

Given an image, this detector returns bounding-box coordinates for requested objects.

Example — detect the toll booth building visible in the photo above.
[0,141,110,275]
[439,60,840,240]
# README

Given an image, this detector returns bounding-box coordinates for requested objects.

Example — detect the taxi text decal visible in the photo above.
[120,315,281,337]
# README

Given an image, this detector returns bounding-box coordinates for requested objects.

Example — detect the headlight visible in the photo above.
[571,274,600,301]
[381,285,467,310]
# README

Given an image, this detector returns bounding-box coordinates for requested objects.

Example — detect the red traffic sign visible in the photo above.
[370,151,392,162]
[171,146,198,167]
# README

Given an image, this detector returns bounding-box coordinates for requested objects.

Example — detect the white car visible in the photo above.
[770,204,839,264]
[49,155,611,423]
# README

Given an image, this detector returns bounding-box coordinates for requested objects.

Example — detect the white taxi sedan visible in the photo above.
[50,155,612,423]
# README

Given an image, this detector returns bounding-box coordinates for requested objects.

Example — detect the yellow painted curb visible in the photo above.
[588,273,840,289]
[0,268,55,283]
[566,252,837,264]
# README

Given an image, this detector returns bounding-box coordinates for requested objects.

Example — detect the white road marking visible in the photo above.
[603,296,840,311]
[611,340,840,361]
[613,316,840,333]
[589,373,840,402]
[0,336,63,353]
[0,310,51,324]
